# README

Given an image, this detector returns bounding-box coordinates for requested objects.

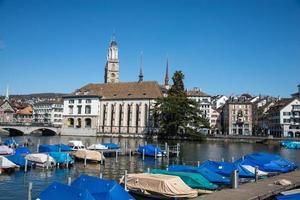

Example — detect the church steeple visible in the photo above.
[5,84,9,101]
[104,37,119,83]
[164,59,169,86]
[138,52,143,82]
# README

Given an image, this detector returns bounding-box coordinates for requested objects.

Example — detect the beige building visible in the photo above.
[223,97,253,135]
[62,39,164,137]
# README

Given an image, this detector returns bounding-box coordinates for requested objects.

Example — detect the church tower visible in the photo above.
[104,38,119,83]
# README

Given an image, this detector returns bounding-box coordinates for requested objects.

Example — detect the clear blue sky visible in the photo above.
[0,0,300,97]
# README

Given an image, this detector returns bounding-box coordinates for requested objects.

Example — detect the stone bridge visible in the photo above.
[0,123,60,136]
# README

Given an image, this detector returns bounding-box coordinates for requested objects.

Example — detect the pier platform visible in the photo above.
[198,170,300,200]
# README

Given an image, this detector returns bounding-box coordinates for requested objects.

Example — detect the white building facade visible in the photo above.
[33,101,63,126]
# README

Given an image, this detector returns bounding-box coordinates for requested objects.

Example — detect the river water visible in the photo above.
[0,135,299,200]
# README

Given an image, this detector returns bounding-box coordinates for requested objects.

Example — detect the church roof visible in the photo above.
[187,89,210,97]
[68,81,163,100]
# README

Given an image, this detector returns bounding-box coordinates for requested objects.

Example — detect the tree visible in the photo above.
[153,71,209,137]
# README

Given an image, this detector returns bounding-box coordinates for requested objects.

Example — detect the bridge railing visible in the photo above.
[0,122,58,127]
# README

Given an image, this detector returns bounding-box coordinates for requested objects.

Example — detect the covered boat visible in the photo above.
[281,140,300,149]
[54,144,73,152]
[121,173,198,199]
[6,154,32,168]
[25,153,56,168]
[3,138,18,147]
[240,152,297,173]
[87,144,108,150]
[71,174,135,200]
[169,165,230,185]
[71,150,105,162]
[276,193,300,200]
[48,152,74,165]
[102,143,120,149]
[0,145,14,155]
[149,169,218,190]
[15,147,31,155]
[0,156,19,173]
[200,160,255,178]
[68,140,85,151]
[39,144,59,153]
[37,182,95,200]
[137,145,164,157]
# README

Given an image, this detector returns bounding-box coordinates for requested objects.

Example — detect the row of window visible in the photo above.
[68,105,91,114]
[69,99,91,104]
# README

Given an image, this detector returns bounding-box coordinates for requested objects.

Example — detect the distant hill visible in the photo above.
[0,93,66,99]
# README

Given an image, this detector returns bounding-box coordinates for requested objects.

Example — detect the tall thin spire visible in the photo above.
[138,51,143,82]
[164,58,169,86]
[5,84,9,101]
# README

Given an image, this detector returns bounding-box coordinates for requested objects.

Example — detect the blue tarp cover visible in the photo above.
[48,152,74,164]
[4,138,18,146]
[71,174,135,200]
[38,182,95,200]
[54,144,73,151]
[137,145,162,157]
[6,154,32,167]
[39,144,59,153]
[168,165,230,185]
[276,193,300,200]
[102,143,120,149]
[15,147,31,155]
[238,152,297,173]
[200,160,254,178]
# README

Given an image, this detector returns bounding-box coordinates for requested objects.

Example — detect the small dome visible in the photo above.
[111,40,117,46]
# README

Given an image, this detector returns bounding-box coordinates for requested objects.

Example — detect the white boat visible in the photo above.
[0,156,19,173]
[87,144,108,150]
[0,145,14,155]
[120,173,198,199]
[241,165,268,176]
[68,140,85,151]
[25,153,56,168]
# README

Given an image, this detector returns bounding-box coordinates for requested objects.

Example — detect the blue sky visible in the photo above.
[0,0,300,97]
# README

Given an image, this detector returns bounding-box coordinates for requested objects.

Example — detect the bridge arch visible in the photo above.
[29,128,58,136]
[1,127,25,136]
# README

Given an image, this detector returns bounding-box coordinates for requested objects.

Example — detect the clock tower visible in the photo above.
[104,39,119,83]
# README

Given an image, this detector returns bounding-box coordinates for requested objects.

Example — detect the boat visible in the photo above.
[0,145,14,155]
[15,147,31,155]
[6,154,32,168]
[281,140,300,149]
[54,144,73,152]
[276,193,300,200]
[71,150,105,163]
[200,160,255,178]
[239,152,297,173]
[37,181,96,200]
[68,140,85,150]
[102,143,120,149]
[48,152,74,166]
[168,165,230,185]
[39,144,73,153]
[71,174,135,200]
[0,156,19,173]
[137,145,164,157]
[120,173,198,199]
[3,138,18,148]
[148,169,218,190]
[25,153,56,168]
[87,144,108,150]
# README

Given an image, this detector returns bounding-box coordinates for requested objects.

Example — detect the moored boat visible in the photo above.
[25,153,56,168]
[71,174,135,200]
[15,147,31,156]
[137,145,164,157]
[48,152,74,166]
[0,145,14,155]
[3,138,18,148]
[68,140,85,151]
[169,164,230,185]
[87,144,108,150]
[120,173,198,199]
[102,143,120,149]
[148,169,218,190]
[71,150,105,163]
[6,154,32,168]
[0,156,19,173]
[281,140,300,149]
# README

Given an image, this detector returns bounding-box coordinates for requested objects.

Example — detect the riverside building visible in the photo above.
[62,39,165,137]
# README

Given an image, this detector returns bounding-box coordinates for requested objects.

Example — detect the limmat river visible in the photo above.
[0,135,300,200]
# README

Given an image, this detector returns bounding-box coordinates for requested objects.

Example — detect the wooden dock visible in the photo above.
[198,170,300,200]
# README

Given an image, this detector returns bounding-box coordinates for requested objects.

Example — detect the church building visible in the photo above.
[62,39,168,137]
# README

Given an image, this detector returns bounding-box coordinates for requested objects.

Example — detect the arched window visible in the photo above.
[103,104,107,128]
[127,104,131,133]
[144,104,148,127]
[111,104,115,129]
[85,105,91,114]
[77,118,81,128]
[119,104,123,130]
[85,118,92,128]
[136,104,140,128]
[67,118,74,127]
